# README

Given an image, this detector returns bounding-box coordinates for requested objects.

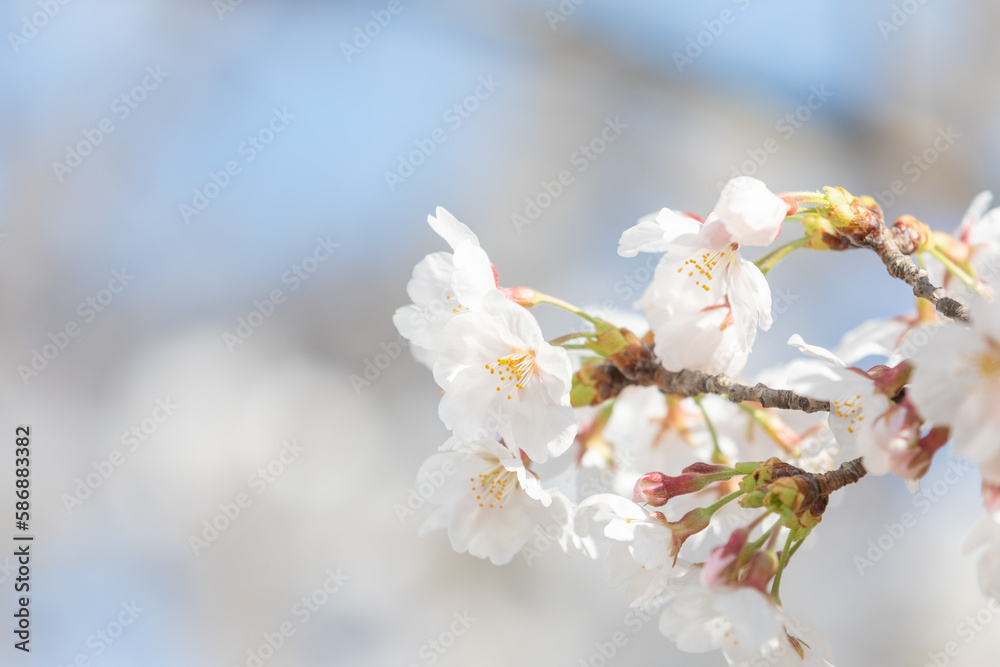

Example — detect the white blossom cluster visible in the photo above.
[394,178,1000,665]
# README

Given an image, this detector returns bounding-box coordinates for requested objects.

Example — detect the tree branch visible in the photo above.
[584,344,831,413]
[771,457,868,518]
[860,214,971,323]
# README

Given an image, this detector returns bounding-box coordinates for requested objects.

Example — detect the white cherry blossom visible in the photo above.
[433,290,576,463]
[908,297,1000,484]
[786,335,901,476]
[393,207,498,368]
[418,437,581,565]
[658,569,833,666]
[619,207,773,376]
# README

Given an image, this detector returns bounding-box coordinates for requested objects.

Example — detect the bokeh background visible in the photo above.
[3,1,1000,665]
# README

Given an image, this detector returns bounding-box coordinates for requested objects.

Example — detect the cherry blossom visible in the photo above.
[908,297,1000,484]
[657,569,833,666]
[393,207,498,368]
[433,290,576,462]
[417,437,583,565]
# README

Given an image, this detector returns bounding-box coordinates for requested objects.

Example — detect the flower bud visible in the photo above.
[821,186,877,239]
[701,528,748,587]
[667,507,713,558]
[764,476,810,514]
[743,550,779,593]
[868,360,913,399]
[801,212,850,251]
[633,465,737,507]
[500,285,540,306]
[892,215,933,253]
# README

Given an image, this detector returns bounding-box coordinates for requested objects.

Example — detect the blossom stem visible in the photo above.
[755,236,810,276]
[779,191,827,206]
[770,530,799,606]
[926,246,981,291]
[533,292,606,327]
[548,332,600,346]
[693,395,726,463]
[742,520,777,560]
[706,489,744,516]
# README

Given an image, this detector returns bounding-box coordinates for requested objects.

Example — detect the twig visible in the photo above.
[859,227,970,323]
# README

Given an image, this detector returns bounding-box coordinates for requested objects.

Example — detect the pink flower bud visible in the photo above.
[701,528,748,588]
[868,361,913,399]
[667,507,713,559]
[743,550,779,593]
[633,465,736,507]
[500,286,539,307]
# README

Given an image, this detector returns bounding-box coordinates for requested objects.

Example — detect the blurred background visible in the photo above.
[2,1,999,665]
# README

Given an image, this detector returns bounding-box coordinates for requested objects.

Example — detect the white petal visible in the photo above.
[428,207,480,250]
[787,334,847,368]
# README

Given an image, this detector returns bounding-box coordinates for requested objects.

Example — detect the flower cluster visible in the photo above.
[395,181,1000,664]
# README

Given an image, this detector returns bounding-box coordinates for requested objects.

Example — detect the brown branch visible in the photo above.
[772,457,868,519]
[582,343,831,413]
[859,227,970,323]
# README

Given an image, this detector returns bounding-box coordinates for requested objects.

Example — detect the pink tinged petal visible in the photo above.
[696,215,734,251]
[713,176,788,247]
[428,206,480,251]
